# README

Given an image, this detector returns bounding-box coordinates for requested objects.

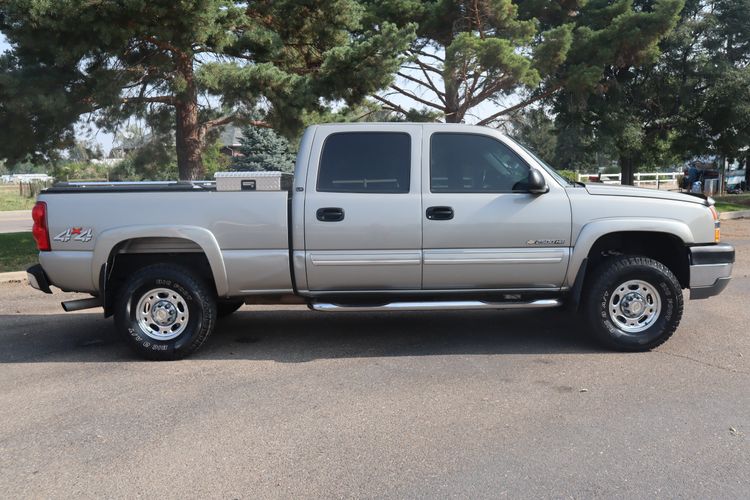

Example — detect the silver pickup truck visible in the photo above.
[27,123,735,360]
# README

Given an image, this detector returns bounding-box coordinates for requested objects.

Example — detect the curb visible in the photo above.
[719,209,750,220]
[0,271,27,284]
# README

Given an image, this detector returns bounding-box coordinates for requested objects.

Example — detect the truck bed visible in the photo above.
[38,187,294,296]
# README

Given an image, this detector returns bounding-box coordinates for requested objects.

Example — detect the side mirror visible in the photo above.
[524,169,549,194]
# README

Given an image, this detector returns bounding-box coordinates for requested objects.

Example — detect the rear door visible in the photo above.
[304,125,422,291]
[421,126,572,290]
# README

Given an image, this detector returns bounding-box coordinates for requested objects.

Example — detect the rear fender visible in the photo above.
[91,225,229,296]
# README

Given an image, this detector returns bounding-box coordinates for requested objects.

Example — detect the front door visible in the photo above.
[304,125,423,291]
[421,127,572,290]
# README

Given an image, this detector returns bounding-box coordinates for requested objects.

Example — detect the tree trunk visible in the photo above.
[175,56,204,180]
[619,155,635,186]
[444,76,462,123]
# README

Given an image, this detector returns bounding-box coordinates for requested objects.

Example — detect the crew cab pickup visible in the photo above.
[27,123,735,360]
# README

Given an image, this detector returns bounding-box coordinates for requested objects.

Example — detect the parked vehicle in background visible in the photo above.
[726,169,746,194]
[683,165,721,194]
[27,123,735,360]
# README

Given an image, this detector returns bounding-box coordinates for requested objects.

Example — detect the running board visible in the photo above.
[310,299,562,313]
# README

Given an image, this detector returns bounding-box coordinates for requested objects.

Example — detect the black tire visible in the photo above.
[217,300,244,318]
[113,264,217,360]
[583,256,683,351]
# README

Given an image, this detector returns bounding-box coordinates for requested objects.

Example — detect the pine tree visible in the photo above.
[232,126,297,173]
[506,107,558,164]
[362,0,684,125]
[0,1,415,179]
[553,0,750,185]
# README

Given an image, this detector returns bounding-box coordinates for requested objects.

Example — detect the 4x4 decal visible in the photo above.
[53,227,93,243]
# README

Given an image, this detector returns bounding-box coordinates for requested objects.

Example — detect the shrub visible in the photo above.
[556,169,578,183]
[50,162,109,182]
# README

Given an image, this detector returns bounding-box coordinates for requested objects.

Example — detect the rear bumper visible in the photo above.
[27,264,52,294]
[38,250,97,293]
[688,244,735,300]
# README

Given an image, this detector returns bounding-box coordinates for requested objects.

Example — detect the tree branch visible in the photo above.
[372,94,409,117]
[477,86,561,125]
[411,59,446,104]
[389,84,445,111]
[120,95,175,105]
[402,62,443,76]
[468,77,510,109]
[141,35,184,57]
[409,49,444,63]
[201,114,271,132]
[396,71,446,102]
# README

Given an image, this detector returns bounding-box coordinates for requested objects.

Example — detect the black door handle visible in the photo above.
[426,206,454,220]
[316,207,345,222]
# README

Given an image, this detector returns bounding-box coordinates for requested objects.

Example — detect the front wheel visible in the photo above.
[114,264,217,360]
[583,256,684,351]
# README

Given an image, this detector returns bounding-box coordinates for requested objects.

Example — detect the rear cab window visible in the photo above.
[317,132,411,193]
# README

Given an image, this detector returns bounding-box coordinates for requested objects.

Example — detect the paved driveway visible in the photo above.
[0,210,31,233]
[0,221,748,498]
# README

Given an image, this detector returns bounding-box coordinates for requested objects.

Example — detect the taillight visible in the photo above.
[31,201,51,251]
[709,206,720,243]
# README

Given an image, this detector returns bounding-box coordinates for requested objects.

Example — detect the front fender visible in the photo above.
[91,225,229,296]
[566,218,693,287]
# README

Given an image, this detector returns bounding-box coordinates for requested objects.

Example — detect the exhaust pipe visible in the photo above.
[61,297,102,312]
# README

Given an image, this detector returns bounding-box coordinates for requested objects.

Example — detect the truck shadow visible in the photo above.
[0,307,606,363]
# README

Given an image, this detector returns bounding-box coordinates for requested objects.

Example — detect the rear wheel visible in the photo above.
[583,256,683,351]
[114,264,216,360]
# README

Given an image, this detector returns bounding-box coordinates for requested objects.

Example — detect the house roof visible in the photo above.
[220,125,244,148]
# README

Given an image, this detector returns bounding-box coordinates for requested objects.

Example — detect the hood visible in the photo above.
[584,183,708,205]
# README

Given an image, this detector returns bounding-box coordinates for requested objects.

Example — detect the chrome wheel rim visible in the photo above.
[608,279,661,334]
[135,288,189,341]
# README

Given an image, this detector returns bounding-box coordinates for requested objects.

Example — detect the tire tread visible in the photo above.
[584,255,684,351]
[114,263,216,360]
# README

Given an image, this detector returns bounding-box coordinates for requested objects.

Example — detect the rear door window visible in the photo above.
[317,132,411,193]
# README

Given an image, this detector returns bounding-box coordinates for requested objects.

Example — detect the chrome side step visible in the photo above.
[310,299,562,313]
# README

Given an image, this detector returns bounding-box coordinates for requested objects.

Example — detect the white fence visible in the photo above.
[1,173,54,184]
[578,172,680,188]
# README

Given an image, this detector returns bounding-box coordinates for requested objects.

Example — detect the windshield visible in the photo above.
[504,137,575,187]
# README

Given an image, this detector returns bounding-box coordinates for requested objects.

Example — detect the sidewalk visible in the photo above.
[0,210,31,233]
[0,271,27,283]
[719,209,750,220]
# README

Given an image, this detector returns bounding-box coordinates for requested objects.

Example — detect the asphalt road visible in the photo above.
[0,210,31,233]
[1,221,748,498]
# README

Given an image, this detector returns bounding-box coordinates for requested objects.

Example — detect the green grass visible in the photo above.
[0,186,36,211]
[705,193,750,213]
[0,232,38,272]
[714,194,750,213]
[715,202,747,213]
[715,193,750,205]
